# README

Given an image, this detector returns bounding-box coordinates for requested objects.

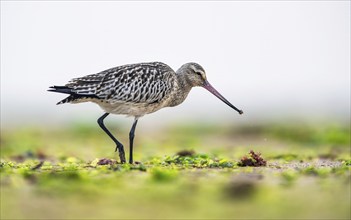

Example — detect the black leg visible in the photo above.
[97,113,126,163]
[129,118,139,164]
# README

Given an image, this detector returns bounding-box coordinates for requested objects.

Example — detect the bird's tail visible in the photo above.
[48,86,77,105]
[48,86,98,105]
[48,86,73,95]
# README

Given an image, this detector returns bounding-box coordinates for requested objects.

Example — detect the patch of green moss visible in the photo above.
[269,154,300,161]
[150,168,178,182]
[268,124,350,145]
[342,159,351,166]
[154,153,235,169]
[280,170,299,186]
[300,167,331,177]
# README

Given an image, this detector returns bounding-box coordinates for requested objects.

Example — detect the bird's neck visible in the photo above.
[168,73,193,107]
[177,72,193,92]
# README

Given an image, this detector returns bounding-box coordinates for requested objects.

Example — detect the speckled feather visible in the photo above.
[50,62,187,117]
[67,62,174,103]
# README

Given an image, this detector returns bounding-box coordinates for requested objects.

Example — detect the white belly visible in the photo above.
[92,100,164,118]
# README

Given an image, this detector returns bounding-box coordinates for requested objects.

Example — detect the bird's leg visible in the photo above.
[97,113,126,163]
[129,118,139,164]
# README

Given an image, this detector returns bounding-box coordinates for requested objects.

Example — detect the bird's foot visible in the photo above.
[119,152,126,164]
[114,144,126,163]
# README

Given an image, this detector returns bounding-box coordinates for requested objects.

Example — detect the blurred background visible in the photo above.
[1,1,350,129]
[1,2,350,220]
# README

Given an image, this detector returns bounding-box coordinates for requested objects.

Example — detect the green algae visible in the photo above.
[0,123,350,219]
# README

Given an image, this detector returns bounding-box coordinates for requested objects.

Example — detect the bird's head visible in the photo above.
[178,62,244,115]
[178,62,208,87]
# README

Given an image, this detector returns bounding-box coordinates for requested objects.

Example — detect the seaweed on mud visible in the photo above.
[238,150,267,167]
[97,158,117,165]
[176,149,195,157]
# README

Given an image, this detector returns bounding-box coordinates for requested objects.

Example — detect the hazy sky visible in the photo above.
[1,1,350,127]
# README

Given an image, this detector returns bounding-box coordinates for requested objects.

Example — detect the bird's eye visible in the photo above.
[195,72,202,76]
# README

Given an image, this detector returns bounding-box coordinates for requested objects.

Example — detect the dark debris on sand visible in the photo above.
[238,150,267,167]
[97,158,117,165]
[176,149,196,157]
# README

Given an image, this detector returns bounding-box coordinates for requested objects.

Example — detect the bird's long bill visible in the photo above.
[203,80,243,115]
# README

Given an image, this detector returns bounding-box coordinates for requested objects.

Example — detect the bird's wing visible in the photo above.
[65,66,120,96]
[65,62,175,104]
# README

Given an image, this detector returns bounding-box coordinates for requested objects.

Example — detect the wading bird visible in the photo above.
[49,62,243,164]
